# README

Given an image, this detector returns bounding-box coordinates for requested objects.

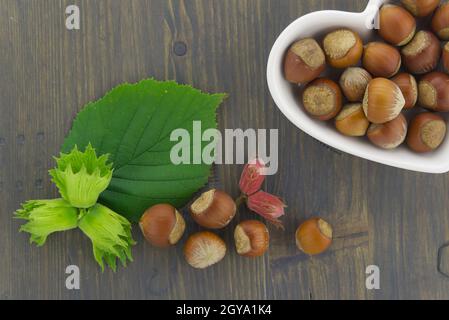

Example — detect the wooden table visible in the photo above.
[1,0,449,300]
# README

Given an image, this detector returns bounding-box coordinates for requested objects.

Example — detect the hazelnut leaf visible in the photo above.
[62,79,226,221]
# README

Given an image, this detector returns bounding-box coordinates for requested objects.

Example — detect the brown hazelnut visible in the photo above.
[339,67,372,102]
[184,231,226,269]
[323,29,363,68]
[432,3,449,40]
[443,42,449,73]
[302,78,343,121]
[418,72,449,112]
[363,78,405,124]
[379,4,416,46]
[335,103,370,137]
[363,42,402,78]
[407,113,447,153]
[284,39,326,84]
[402,30,441,74]
[234,220,269,257]
[190,189,236,229]
[401,0,440,17]
[296,218,332,256]
[391,73,418,109]
[367,114,408,149]
[139,204,186,248]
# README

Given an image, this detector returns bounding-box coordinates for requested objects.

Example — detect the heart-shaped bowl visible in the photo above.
[267,0,449,174]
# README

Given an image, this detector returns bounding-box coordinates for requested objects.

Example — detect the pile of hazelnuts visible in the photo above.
[284,0,449,153]
[139,189,334,269]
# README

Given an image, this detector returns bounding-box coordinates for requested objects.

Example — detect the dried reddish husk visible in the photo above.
[139,204,186,247]
[234,220,269,257]
[401,0,440,17]
[367,114,408,149]
[432,3,449,40]
[391,73,418,109]
[363,78,405,124]
[247,191,286,228]
[296,218,333,256]
[339,67,372,102]
[184,232,226,269]
[418,72,449,112]
[363,42,401,78]
[302,78,343,121]
[239,159,266,196]
[335,103,370,137]
[379,4,416,46]
[190,189,236,229]
[407,113,447,153]
[284,38,326,84]
[323,29,363,68]
[402,31,441,74]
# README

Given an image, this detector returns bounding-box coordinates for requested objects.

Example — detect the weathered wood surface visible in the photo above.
[1,0,449,300]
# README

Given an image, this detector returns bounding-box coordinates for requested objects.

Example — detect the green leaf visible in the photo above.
[62,79,226,221]
[49,144,113,209]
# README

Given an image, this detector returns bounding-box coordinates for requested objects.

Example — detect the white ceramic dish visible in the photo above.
[267,0,449,174]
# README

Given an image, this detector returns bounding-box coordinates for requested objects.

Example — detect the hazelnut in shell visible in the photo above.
[284,39,326,84]
[335,103,370,137]
[401,0,440,17]
[296,218,333,256]
[391,73,418,109]
[379,4,416,46]
[363,78,405,124]
[323,29,363,69]
[190,189,236,229]
[339,67,372,102]
[407,113,447,153]
[432,2,449,40]
[402,30,441,75]
[184,232,227,269]
[302,78,343,121]
[443,42,449,73]
[367,114,408,149]
[234,220,269,257]
[139,204,186,248]
[363,42,402,78]
[418,72,449,112]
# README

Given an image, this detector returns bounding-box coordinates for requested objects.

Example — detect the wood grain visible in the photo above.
[1,0,449,300]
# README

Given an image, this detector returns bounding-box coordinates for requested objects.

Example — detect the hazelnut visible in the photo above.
[443,42,449,73]
[284,39,326,84]
[391,73,418,109]
[335,103,370,137]
[363,42,402,78]
[184,231,226,269]
[432,3,449,40]
[302,78,343,121]
[296,217,332,256]
[139,204,186,248]
[190,189,236,229]
[367,114,408,149]
[363,78,405,124]
[339,67,372,102]
[407,113,447,153]
[234,220,269,257]
[402,30,441,74]
[323,29,363,68]
[401,0,440,17]
[418,72,449,112]
[379,4,416,46]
